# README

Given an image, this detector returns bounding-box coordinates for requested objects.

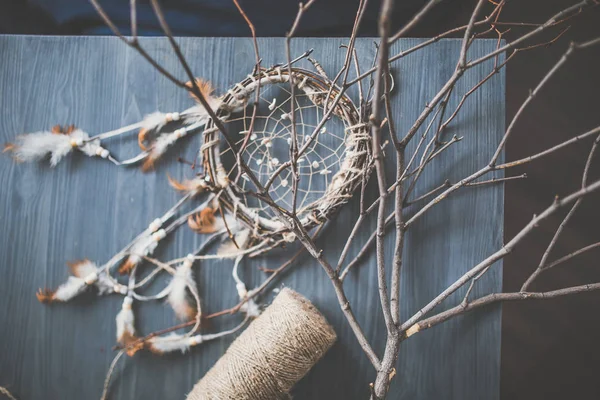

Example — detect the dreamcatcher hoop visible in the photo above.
[202,66,371,240]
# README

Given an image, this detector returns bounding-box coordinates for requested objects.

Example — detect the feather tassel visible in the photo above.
[137,80,220,169]
[141,128,189,172]
[67,259,117,295]
[141,111,171,134]
[188,207,239,234]
[137,111,171,151]
[240,298,261,318]
[182,79,222,124]
[235,282,261,318]
[73,129,110,160]
[147,333,202,354]
[217,228,251,257]
[185,78,218,106]
[5,128,110,166]
[166,255,197,321]
[167,174,207,195]
[37,259,124,303]
[6,131,74,166]
[36,277,87,303]
[119,229,166,275]
[137,110,186,152]
[116,297,137,346]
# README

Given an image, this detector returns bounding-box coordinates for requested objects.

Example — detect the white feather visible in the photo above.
[71,259,96,277]
[217,228,251,256]
[125,234,160,269]
[52,276,87,301]
[10,131,73,166]
[183,98,221,124]
[72,130,103,158]
[149,132,179,160]
[141,111,169,132]
[95,273,116,295]
[241,298,261,318]
[70,259,115,295]
[148,333,197,354]
[8,129,109,166]
[214,213,242,235]
[116,298,136,343]
[167,262,197,320]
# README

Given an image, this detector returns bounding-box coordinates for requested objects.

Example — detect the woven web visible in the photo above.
[220,81,350,220]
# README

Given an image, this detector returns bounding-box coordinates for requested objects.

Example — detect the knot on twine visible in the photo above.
[187,288,337,400]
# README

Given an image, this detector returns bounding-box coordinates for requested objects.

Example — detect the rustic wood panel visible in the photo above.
[0,36,504,399]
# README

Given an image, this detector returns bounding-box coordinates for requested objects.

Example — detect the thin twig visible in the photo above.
[522,133,600,289]
[406,282,600,338]
[400,178,600,333]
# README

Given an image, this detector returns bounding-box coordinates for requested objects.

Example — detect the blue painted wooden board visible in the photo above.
[0,36,504,399]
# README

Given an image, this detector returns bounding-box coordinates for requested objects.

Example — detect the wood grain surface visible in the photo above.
[0,36,504,400]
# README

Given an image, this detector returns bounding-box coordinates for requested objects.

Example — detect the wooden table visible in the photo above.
[0,36,504,399]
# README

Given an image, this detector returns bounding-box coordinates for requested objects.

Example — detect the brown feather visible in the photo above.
[181,303,197,321]
[141,156,156,173]
[118,256,138,275]
[3,143,15,153]
[167,174,191,192]
[138,128,149,151]
[50,124,77,135]
[67,259,91,278]
[4,142,23,163]
[147,343,164,355]
[124,338,145,357]
[167,174,205,194]
[188,207,219,234]
[185,78,215,104]
[36,288,55,303]
[118,331,138,346]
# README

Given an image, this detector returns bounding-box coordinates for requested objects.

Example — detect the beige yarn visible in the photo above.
[187,288,337,399]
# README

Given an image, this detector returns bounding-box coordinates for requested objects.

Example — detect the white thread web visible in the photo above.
[220,81,350,220]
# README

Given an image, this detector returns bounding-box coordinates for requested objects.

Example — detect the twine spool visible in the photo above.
[187,288,337,399]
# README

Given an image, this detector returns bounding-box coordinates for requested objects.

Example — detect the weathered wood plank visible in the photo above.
[0,36,503,399]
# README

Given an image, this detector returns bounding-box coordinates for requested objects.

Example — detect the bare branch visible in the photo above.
[496,125,600,170]
[522,133,600,289]
[129,0,137,40]
[406,283,600,338]
[389,0,443,42]
[466,0,593,69]
[231,0,262,183]
[400,178,600,333]
[544,241,600,270]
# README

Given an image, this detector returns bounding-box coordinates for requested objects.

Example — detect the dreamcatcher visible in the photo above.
[4,58,371,356]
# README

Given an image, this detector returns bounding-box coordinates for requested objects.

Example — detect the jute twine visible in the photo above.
[187,288,337,399]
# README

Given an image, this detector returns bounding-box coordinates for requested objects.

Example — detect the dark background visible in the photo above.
[2,0,599,398]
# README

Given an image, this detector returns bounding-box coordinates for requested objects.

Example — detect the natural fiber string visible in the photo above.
[187,288,337,399]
